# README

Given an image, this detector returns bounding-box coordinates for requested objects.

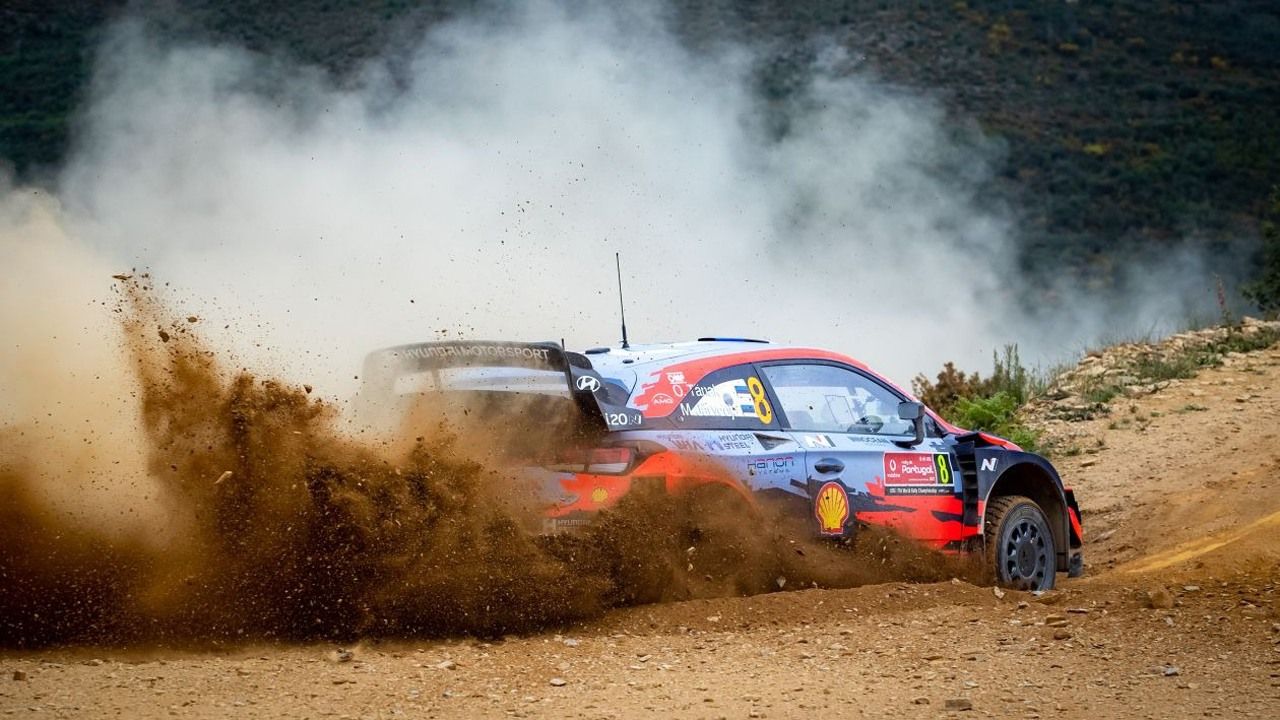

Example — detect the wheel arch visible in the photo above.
[982,457,1072,572]
[630,449,760,508]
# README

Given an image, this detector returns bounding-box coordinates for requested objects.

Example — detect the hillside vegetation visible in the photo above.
[2,1,1278,283]
[914,316,1280,455]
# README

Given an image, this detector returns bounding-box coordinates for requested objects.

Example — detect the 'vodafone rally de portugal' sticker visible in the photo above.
[882,452,954,496]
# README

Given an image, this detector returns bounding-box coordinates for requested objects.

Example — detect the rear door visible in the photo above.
[758,361,964,543]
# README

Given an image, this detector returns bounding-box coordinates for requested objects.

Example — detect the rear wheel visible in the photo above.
[985,495,1056,591]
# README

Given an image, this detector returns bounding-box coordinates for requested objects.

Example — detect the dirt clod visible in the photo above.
[1146,588,1175,609]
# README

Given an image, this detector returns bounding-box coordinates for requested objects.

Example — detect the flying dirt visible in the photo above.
[2,328,1278,719]
[1,194,1278,717]
[0,267,978,648]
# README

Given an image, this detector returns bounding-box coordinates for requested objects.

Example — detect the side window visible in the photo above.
[761,363,912,436]
[672,365,778,430]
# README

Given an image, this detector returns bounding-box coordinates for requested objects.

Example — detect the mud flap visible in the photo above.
[1068,550,1084,578]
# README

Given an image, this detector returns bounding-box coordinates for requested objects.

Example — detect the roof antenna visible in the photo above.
[615,252,630,349]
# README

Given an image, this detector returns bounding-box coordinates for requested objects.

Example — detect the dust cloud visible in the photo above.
[0,0,1199,647]
[52,3,1041,392]
[0,201,971,647]
[0,187,971,647]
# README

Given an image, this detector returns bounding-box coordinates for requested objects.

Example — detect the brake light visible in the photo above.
[544,446,636,475]
[585,447,634,474]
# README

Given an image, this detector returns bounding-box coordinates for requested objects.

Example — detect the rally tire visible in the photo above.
[985,495,1056,591]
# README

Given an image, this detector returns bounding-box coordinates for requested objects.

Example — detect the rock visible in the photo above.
[1182,585,1201,592]
[1053,629,1073,640]
[331,648,354,663]
[923,654,945,661]
[944,698,973,711]
[12,670,27,681]
[1094,529,1116,542]
[992,587,1006,599]
[1045,615,1069,627]
[1146,588,1175,609]
[562,638,580,647]
[911,696,930,705]
[214,471,233,485]
[435,660,457,670]
[1163,665,1180,677]
[549,677,567,687]
[1080,458,1098,468]
[1066,607,1089,614]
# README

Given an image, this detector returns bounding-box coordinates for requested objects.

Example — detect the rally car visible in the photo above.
[361,338,1083,590]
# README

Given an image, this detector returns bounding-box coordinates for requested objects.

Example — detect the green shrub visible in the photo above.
[1131,352,1200,381]
[911,361,985,418]
[1080,382,1123,404]
[951,392,1041,451]
[912,344,1045,417]
[1208,325,1280,354]
[914,346,1047,452]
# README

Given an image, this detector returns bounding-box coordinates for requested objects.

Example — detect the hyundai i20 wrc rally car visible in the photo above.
[362,338,1084,591]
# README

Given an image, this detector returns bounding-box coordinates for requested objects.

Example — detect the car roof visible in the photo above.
[579,339,967,437]
[579,340,872,375]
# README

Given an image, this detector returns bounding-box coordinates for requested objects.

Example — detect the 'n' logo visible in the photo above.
[980,458,998,473]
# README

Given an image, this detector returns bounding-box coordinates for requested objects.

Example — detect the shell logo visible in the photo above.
[814,481,850,536]
[591,487,609,504]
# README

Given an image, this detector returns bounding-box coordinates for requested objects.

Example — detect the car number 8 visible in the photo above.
[747,377,773,424]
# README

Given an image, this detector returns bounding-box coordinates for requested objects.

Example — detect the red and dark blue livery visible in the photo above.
[362,338,1084,590]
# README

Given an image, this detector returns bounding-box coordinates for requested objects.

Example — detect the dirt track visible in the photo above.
[3,344,1279,718]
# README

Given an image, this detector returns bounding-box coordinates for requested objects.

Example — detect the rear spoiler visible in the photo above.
[360,340,620,430]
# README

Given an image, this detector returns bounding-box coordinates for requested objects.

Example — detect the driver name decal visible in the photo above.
[882,452,955,496]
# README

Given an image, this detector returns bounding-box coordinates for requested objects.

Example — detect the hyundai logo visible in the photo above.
[575,375,602,392]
